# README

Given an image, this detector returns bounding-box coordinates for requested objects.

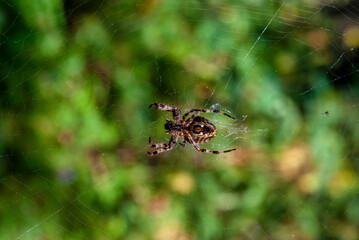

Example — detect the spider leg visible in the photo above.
[149,103,181,121]
[148,135,178,156]
[184,111,200,127]
[182,108,235,121]
[149,137,167,148]
[165,119,172,134]
[179,138,186,147]
[185,132,236,154]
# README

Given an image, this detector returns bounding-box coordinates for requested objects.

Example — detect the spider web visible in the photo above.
[1,0,359,239]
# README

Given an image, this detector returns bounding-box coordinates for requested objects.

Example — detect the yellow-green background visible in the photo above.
[1,0,359,239]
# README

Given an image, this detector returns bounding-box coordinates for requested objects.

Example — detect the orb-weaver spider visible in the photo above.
[148,103,236,156]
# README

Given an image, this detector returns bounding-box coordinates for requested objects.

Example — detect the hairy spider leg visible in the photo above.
[185,131,236,154]
[184,111,201,127]
[182,108,235,121]
[147,135,179,156]
[179,138,186,147]
[149,103,181,121]
[149,137,167,148]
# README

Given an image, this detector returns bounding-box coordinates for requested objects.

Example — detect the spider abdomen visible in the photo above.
[187,116,216,144]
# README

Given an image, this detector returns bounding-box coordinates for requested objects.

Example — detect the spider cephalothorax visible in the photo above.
[148,103,236,156]
[164,119,183,132]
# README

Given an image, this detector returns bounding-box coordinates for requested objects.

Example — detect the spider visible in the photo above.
[148,103,236,156]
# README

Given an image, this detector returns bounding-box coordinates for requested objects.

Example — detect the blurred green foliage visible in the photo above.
[1,0,359,239]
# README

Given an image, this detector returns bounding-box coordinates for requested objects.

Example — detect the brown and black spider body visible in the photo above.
[185,116,216,144]
[148,103,236,156]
